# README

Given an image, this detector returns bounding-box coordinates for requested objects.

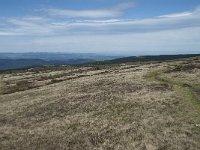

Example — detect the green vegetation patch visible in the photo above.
[145,68,200,122]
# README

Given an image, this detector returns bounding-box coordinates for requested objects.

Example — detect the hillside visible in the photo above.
[0,58,95,70]
[0,56,200,149]
[88,54,200,65]
[0,52,117,61]
[0,52,118,70]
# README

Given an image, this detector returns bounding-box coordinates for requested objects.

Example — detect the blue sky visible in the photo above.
[0,0,200,55]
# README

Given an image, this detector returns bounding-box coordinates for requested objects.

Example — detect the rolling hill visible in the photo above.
[0,55,200,149]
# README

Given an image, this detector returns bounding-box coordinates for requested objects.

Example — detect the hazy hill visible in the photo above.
[89,54,200,65]
[0,52,117,61]
[1,53,200,71]
[0,52,119,70]
[0,58,96,70]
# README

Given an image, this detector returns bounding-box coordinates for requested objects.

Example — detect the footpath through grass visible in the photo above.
[144,69,200,122]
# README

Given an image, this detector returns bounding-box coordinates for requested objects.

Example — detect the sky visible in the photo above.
[0,0,200,55]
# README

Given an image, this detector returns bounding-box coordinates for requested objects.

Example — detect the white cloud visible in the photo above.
[45,2,134,18]
[0,6,200,36]
[158,12,192,18]
[0,32,22,36]
[47,9,121,18]
[0,5,200,54]
[1,27,200,55]
[0,17,58,35]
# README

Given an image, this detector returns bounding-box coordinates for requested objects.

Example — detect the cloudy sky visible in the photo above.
[0,0,200,55]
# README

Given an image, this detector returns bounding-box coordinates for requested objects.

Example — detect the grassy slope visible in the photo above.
[145,65,200,122]
[0,56,200,150]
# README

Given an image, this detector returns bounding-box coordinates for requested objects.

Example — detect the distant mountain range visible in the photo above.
[0,53,199,70]
[0,52,117,61]
[0,53,118,70]
[86,54,200,65]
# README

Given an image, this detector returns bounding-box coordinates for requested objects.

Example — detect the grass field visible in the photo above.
[0,56,200,150]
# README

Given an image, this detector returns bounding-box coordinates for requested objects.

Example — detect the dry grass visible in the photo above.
[0,57,200,150]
